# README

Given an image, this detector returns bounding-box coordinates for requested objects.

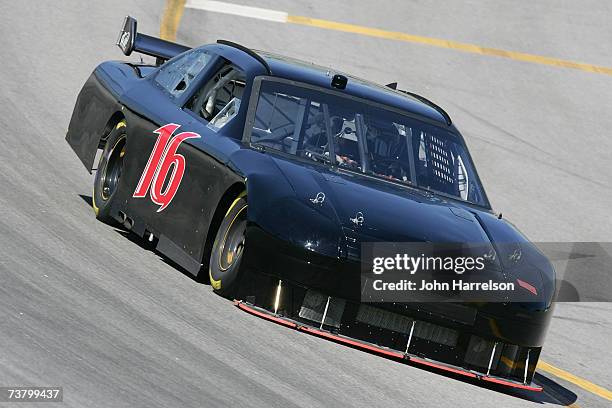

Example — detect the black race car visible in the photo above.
[66,17,555,391]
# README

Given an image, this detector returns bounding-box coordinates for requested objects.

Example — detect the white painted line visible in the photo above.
[185,0,288,23]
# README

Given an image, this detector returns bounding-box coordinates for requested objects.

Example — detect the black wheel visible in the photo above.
[93,120,127,223]
[209,195,247,297]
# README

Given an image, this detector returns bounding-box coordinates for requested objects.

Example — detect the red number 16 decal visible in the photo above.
[133,123,201,212]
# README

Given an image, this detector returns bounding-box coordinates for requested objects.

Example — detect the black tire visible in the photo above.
[93,120,127,223]
[209,195,247,297]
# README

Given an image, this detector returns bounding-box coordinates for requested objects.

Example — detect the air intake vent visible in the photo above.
[356,304,413,334]
[413,321,459,347]
[299,290,346,328]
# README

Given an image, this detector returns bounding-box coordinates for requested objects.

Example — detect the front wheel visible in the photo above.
[209,195,247,298]
[93,120,127,223]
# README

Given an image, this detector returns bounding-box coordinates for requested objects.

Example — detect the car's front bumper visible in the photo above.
[238,225,554,388]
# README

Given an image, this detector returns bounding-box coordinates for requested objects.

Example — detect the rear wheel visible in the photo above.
[93,120,127,223]
[209,195,247,298]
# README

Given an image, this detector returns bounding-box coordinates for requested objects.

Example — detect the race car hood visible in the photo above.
[266,155,554,304]
[272,156,491,244]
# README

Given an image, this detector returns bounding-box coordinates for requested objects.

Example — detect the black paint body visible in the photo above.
[66,41,555,383]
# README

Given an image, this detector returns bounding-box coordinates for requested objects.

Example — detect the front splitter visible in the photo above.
[234,300,543,392]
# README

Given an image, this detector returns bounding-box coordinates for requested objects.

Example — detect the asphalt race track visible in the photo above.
[0,0,611,407]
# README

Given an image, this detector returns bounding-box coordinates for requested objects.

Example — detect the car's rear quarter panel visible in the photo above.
[66,70,122,172]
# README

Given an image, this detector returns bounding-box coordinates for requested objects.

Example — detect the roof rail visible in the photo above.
[217,40,272,75]
[385,82,452,125]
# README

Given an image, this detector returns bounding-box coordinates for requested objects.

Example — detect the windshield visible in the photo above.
[249,79,488,207]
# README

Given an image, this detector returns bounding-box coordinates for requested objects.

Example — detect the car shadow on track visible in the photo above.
[79,194,210,285]
[79,194,93,207]
[463,371,578,405]
[113,227,211,285]
[532,373,579,406]
[79,193,579,406]
[312,333,579,406]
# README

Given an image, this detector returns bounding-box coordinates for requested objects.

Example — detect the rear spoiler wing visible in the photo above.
[116,16,190,63]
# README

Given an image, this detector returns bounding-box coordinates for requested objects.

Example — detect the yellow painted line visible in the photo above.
[186,1,612,75]
[538,360,612,401]
[287,15,612,76]
[161,0,187,41]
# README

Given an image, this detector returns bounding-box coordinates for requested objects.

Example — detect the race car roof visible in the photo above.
[258,50,450,126]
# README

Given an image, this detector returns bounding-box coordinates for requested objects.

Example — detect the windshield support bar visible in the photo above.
[322,104,336,165]
[404,126,418,185]
[354,114,370,173]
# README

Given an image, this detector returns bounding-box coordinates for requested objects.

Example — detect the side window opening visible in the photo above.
[155,49,212,97]
[187,64,246,129]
